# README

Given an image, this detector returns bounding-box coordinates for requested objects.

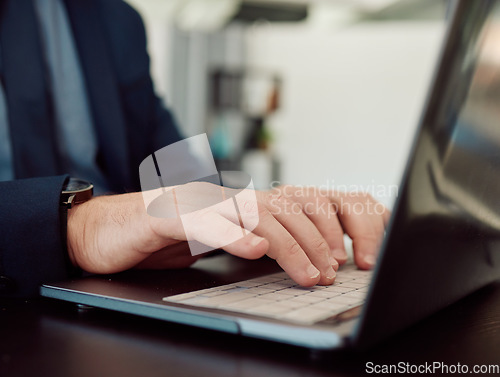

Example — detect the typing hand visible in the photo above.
[67,183,389,286]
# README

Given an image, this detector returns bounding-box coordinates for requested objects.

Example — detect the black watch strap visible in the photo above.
[60,178,93,276]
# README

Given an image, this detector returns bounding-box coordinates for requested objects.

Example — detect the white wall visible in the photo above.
[245,22,446,206]
[123,0,446,206]
[124,0,175,102]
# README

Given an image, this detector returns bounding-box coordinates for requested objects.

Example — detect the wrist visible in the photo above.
[60,178,93,274]
[66,192,150,274]
[66,202,83,268]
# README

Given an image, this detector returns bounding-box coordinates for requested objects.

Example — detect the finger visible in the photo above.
[250,207,322,287]
[284,188,347,267]
[381,206,392,227]
[260,192,337,285]
[210,190,328,285]
[352,235,381,270]
[331,193,385,270]
[183,210,269,260]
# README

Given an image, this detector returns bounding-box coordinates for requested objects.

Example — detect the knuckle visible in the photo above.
[288,198,303,213]
[264,193,286,215]
[356,233,379,243]
[239,199,259,216]
[284,238,303,257]
[257,202,272,218]
[310,237,329,253]
[280,184,295,198]
[240,206,260,232]
[314,194,329,204]
[265,191,277,203]
[218,224,240,246]
[328,226,345,240]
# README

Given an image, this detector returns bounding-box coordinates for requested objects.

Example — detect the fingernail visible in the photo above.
[332,259,339,271]
[326,266,337,280]
[307,265,320,279]
[332,248,347,261]
[364,254,377,267]
[328,251,339,270]
[251,236,265,247]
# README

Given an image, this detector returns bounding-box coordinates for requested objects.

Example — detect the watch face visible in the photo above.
[63,178,94,193]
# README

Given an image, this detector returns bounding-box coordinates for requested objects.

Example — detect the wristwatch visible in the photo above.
[61,177,94,210]
[60,178,94,274]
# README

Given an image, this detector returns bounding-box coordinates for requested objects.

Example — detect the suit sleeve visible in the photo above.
[99,0,193,191]
[0,175,70,298]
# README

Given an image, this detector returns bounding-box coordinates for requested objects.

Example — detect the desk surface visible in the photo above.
[2,257,500,377]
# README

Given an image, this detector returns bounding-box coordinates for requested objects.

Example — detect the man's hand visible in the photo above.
[67,183,390,287]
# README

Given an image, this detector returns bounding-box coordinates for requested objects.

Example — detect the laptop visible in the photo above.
[41,0,500,350]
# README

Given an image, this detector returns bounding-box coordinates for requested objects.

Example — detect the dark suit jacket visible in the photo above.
[0,0,183,297]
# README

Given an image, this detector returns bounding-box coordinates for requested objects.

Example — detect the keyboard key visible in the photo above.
[306,290,342,298]
[353,278,372,284]
[259,283,290,290]
[309,300,348,311]
[210,292,258,305]
[288,295,327,304]
[346,270,372,278]
[339,282,369,289]
[258,292,293,301]
[221,297,271,310]
[322,286,354,293]
[252,276,286,283]
[275,288,310,296]
[275,300,309,309]
[304,285,328,291]
[183,292,257,307]
[244,287,276,295]
[200,291,231,297]
[281,307,332,324]
[221,286,248,292]
[162,263,371,324]
[246,303,291,317]
[334,276,355,283]
[331,295,363,306]
[342,291,367,299]
[163,292,200,302]
[234,280,265,288]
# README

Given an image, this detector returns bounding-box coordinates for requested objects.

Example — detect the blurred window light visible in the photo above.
[176,0,241,31]
[352,0,401,12]
[125,0,182,21]
[126,0,241,31]
[307,3,357,28]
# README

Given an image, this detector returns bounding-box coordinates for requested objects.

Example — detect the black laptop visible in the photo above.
[41,0,500,350]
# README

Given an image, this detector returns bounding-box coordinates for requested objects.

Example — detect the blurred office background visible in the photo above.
[125,0,448,207]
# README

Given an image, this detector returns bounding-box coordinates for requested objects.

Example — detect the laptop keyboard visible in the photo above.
[162,265,372,325]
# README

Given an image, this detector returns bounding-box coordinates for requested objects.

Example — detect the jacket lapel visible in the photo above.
[1,0,60,178]
[63,0,130,190]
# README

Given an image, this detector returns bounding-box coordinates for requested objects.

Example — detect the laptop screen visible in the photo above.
[426,0,500,231]
[355,0,500,347]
